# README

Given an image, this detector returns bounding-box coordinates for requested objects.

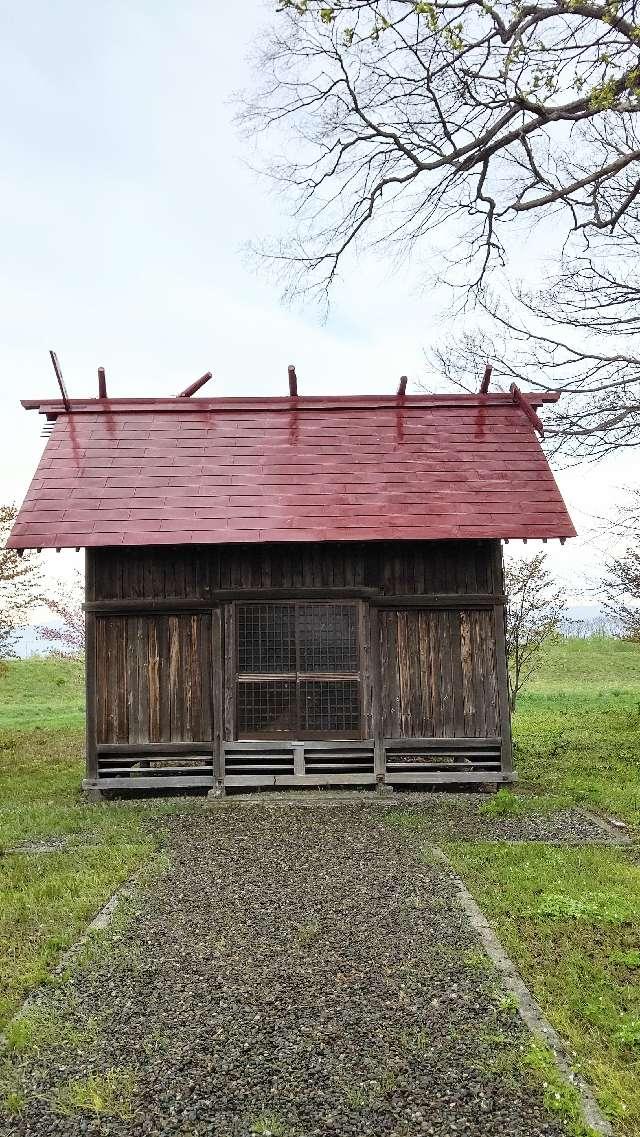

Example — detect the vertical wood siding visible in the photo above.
[95,614,213,745]
[90,540,504,753]
[379,609,500,738]
[92,541,497,600]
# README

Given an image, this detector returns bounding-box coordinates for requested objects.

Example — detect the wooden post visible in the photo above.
[358,599,370,741]
[223,602,236,744]
[210,605,225,796]
[510,383,544,436]
[479,363,492,394]
[293,744,305,777]
[491,540,514,778]
[369,604,386,789]
[178,371,213,398]
[84,548,100,795]
[49,350,70,412]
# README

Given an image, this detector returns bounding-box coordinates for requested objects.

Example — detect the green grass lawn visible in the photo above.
[445,841,640,1136]
[0,659,176,1028]
[0,657,85,731]
[450,636,640,1136]
[515,636,640,828]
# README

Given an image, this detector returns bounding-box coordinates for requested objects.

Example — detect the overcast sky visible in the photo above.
[1,0,636,607]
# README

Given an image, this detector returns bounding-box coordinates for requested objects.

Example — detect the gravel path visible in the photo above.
[2,805,570,1137]
[379,792,627,843]
[230,790,628,844]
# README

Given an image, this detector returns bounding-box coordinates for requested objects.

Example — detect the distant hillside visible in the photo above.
[6,621,68,659]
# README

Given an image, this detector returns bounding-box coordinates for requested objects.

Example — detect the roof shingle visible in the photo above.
[8,395,575,548]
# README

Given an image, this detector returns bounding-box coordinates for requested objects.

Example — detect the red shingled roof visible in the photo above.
[8,394,575,548]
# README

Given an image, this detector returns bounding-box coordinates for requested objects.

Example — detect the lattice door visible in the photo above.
[235,602,362,739]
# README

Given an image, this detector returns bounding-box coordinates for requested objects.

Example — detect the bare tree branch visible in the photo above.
[240,0,640,300]
[432,242,640,459]
[601,486,640,637]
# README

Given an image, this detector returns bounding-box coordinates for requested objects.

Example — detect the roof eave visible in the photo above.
[7,529,577,552]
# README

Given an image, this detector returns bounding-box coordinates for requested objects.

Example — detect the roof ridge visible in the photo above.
[23,392,560,415]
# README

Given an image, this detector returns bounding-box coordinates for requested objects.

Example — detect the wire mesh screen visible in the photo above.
[300,680,361,733]
[237,680,297,735]
[237,604,296,673]
[297,603,359,673]
[236,602,362,737]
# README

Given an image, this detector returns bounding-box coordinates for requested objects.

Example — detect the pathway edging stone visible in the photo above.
[431,846,613,1137]
[0,877,135,1056]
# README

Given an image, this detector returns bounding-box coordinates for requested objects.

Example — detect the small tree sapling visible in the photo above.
[36,569,85,658]
[505,552,566,710]
[0,505,42,659]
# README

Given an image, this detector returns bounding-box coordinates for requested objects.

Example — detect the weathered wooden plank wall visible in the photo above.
[91,540,497,600]
[88,540,505,755]
[84,549,98,778]
[95,613,213,745]
[378,609,499,738]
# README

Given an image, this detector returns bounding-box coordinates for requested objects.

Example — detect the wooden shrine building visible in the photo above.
[8,364,575,796]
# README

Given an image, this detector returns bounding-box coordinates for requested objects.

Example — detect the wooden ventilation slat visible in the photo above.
[99,765,214,778]
[224,745,295,777]
[385,744,501,775]
[223,741,375,780]
[225,756,294,769]
[95,775,214,790]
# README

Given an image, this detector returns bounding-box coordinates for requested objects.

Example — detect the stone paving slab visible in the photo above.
[1,806,573,1137]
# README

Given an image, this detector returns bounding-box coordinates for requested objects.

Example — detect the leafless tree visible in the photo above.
[36,570,85,659]
[0,505,42,659]
[241,1,640,303]
[241,1,640,455]
[603,550,640,637]
[432,243,640,459]
[505,551,566,709]
[601,486,640,637]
